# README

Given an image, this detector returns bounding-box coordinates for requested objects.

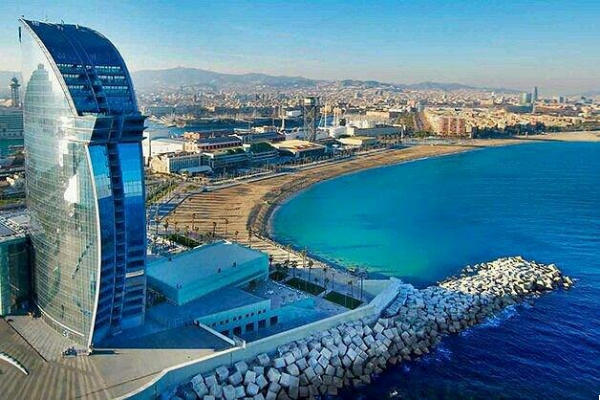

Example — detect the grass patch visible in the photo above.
[325,291,362,309]
[286,277,325,296]
[146,181,178,205]
[166,233,200,248]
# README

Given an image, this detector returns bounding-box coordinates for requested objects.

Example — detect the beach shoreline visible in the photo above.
[171,131,598,271]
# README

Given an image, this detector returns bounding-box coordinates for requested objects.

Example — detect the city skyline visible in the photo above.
[0,0,598,95]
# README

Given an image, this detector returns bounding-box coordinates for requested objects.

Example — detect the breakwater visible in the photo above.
[166,257,572,400]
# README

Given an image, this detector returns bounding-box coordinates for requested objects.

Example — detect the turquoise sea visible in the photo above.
[272,142,600,399]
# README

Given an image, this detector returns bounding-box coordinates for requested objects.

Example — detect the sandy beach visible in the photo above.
[167,132,599,266]
[168,139,516,264]
[516,131,600,142]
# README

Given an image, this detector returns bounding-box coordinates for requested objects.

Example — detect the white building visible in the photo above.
[143,136,188,161]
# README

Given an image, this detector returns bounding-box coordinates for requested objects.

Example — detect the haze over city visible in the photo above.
[0,0,599,95]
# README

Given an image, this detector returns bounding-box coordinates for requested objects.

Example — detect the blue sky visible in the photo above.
[0,0,598,94]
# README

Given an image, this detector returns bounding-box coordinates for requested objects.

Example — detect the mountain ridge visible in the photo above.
[0,67,534,94]
[129,67,519,93]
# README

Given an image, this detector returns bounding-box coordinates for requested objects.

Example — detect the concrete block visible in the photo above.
[288,384,299,399]
[216,366,230,382]
[273,357,286,369]
[192,380,208,398]
[235,361,249,375]
[295,357,308,371]
[267,368,281,383]
[286,363,300,376]
[320,347,332,360]
[317,355,329,368]
[291,347,303,361]
[204,375,217,389]
[279,372,292,388]
[234,385,245,398]
[246,382,260,397]
[268,381,281,393]
[284,352,295,366]
[223,385,236,400]
[244,370,256,385]
[228,371,243,386]
[256,374,269,390]
[257,353,271,367]
[304,366,316,380]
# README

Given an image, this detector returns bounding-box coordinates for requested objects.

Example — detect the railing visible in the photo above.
[0,352,28,375]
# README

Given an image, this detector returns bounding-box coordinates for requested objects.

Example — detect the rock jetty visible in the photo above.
[167,257,572,400]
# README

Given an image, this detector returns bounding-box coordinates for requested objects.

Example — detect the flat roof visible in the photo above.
[147,241,266,289]
[148,287,268,324]
[0,216,26,243]
[275,140,326,150]
[198,136,242,144]
[151,137,188,144]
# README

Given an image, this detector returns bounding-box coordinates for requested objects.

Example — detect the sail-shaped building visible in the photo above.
[19,20,147,347]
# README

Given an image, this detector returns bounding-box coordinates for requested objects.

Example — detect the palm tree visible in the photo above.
[322,266,329,288]
[282,260,289,280]
[290,260,298,279]
[212,221,217,238]
[163,220,169,235]
[191,213,197,230]
[301,248,307,269]
[307,260,314,292]
[234,230,239,242]
[224,218,229,236]
[274,263,283,280]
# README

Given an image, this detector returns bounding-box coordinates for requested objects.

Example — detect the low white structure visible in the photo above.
[273,140,326,158]
[150,152,202,174]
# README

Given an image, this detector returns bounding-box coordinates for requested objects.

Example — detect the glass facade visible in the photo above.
[20,20,147,347]
[0,231,30,316]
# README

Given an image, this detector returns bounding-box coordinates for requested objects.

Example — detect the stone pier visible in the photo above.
[166,257,572,400]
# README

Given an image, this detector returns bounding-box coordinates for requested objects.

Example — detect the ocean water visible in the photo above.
[272,142,600,399]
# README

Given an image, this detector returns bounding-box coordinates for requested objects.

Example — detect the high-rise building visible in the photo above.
[532,86,539,102]
[519,92,532,106]
[19,20,147,347]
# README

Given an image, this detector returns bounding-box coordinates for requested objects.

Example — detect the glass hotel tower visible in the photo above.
[19,20,147,347]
